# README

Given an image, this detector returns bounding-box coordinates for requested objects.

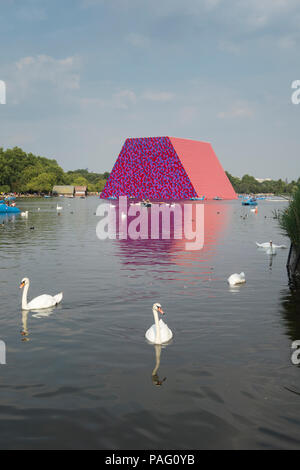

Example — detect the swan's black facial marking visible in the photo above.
[157,306,164,315]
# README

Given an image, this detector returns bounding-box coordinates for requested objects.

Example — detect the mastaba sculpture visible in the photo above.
[100,136,237,200]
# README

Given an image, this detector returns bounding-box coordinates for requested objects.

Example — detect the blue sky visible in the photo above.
[0,0,299,179]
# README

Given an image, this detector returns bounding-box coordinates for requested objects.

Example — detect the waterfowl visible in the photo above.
[256,241,287,249]
[227,272,246,286]
[145,303,173,345]
[19,277,63,310]
[56,204,63,211]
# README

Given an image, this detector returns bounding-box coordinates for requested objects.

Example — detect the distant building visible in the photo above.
[101,136,237,200]
[52,185,75,197]
[75,186,87,197]
[255,178,272,183]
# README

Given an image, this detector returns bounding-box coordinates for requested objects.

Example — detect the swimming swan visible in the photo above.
[145,303,173,345]
[20,277,63,310]
[227,272,246,286]
[56,204,63,211]
[256,241,287,249]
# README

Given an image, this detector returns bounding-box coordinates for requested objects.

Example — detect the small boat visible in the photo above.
[0,203,21,214]
[190,196,205,201]
[242,198,258,206]
[213,196,223,200]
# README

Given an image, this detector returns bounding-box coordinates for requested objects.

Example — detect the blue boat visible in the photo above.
[190,196,205,201]
[0,201,21,213]
[242,198,258,206]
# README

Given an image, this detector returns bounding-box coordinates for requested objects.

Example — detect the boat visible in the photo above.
[0,203,21,214]
[190,196,205,201]
[242,198,258,206]
[213,196,223,200]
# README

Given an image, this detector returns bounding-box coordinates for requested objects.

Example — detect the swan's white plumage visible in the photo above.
[145,303,173,345]
[227,272,246,286]
[20,278,63,311]
[145,319,173,344]
[256,242,287,249]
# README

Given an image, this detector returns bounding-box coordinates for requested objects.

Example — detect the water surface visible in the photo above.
[0,196,299,450]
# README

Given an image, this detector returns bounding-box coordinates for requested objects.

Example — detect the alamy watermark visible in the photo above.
[0,340,6,364]
[291,340,300,365]
[96,197,204,250]
[0,80,6,104]
[291,80,300,105]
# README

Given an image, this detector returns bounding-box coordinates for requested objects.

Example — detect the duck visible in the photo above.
[227,272,246,286]
[19,277,63,310]
[145,303,173,345]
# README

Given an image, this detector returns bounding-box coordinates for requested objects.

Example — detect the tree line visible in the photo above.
[0,147,109,194]
[0,147,299,195]
[225,172,300,195]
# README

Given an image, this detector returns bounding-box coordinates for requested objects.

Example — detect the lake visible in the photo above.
[0,196,300,450]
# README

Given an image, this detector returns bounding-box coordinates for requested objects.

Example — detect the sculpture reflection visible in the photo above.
[111,201,233,284]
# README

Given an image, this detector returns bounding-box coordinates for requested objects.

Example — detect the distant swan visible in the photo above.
[56,204,62,211]
[145,303,173,345]
[227,272,246,286]
[20,277,63,310]
[21,211,28,217]
[256,241,287,249]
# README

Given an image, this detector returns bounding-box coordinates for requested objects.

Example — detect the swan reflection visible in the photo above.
[31,306,56,319]
[151,344,167,387]
[21,310,30,341]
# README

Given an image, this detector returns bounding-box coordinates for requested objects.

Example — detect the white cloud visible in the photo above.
[126,32,150,48]
[6,54,81,104]
[112,89,137,109]
[217,101,254,119]
[142,91,174,102]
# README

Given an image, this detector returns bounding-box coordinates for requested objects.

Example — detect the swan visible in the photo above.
[266,246,277,256]
[256,241,287,249]
[56,204,62,211]
[21,211,28,217]
[19,278,63,310]
[145,303,173,345]
[227,272,246,286]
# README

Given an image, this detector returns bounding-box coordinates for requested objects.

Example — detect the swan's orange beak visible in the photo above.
[158,306,164,315]
[19,281,25,289]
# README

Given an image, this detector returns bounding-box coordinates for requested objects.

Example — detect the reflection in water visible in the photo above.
[31,307,55,319]
[21,310,30,341]
[151,344,166,386]
[280,288,300,342]
[112,201,232,287]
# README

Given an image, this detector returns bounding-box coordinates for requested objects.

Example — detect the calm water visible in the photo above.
[0,196,300,450]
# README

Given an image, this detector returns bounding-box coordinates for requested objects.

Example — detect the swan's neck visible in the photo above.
[22,283,29,310]
[153,308,161,344]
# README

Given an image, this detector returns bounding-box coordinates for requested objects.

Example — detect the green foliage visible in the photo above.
[226,171,299,195]
[0,147,110,194]
[279,185,300,247]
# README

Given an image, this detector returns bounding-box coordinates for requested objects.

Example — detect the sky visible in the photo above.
[0,0,300,180]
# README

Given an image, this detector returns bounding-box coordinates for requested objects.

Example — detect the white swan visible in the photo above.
[256,241,287,249]
[56,204,63,211]
[145,303,173,345]
[227,272,246,286]
[19,277,63,310]
[21,211,28,217]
